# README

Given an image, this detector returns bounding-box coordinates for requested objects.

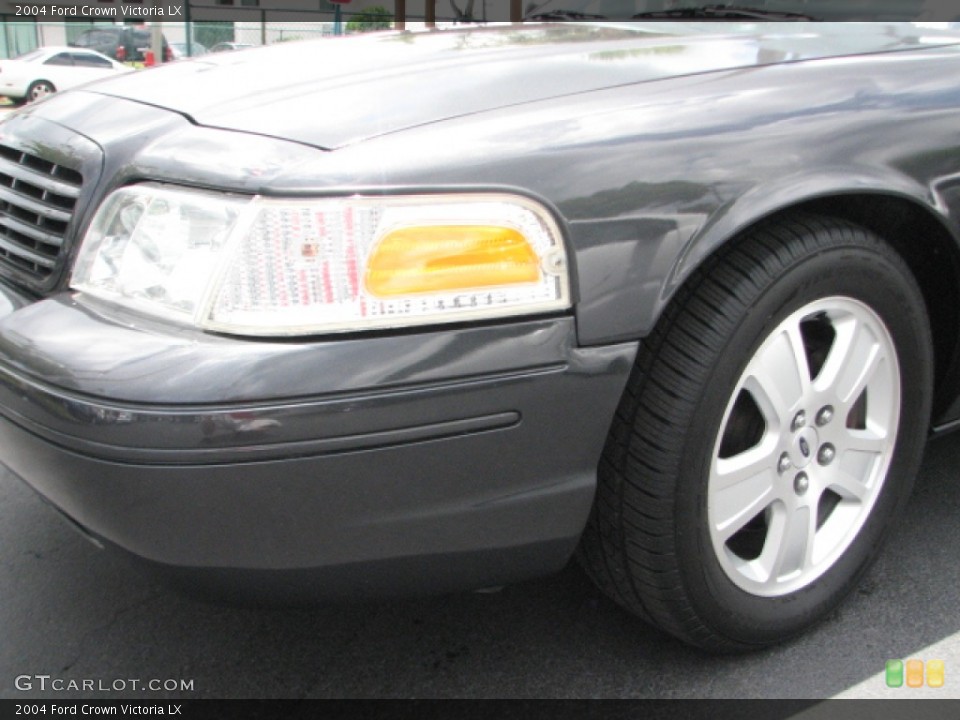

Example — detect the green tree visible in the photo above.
[346,6,393,33]
[194,21,235,49]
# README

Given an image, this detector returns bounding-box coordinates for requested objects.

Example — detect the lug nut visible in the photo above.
[792,410,807,432]
[794,472,809,496]
[778,453,792,474]
[818,443,836,466]
[816,406,834,427]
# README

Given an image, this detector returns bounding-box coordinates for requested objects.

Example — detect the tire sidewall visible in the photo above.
[675,238,932,647]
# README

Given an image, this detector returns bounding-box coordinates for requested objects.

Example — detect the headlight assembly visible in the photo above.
[70,185,571,336]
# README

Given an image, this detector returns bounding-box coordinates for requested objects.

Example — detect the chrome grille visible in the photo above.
[0,143,82,282]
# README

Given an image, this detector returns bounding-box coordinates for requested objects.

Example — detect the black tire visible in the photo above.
[577,213,933,651]
[26,80,55,103]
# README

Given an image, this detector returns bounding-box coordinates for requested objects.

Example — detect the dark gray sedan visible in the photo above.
[1,22,958,652]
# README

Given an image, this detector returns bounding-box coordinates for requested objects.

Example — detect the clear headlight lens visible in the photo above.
[71,184,571,336]
[71,185,248,323]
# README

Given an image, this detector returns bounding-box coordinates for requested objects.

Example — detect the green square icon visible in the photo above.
[886,659,904,687]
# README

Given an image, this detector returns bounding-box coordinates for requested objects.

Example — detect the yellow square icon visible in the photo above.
[927,659,945,688]
[906,659,924,688]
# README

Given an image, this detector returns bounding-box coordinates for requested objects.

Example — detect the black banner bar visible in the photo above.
[1,1,959,23]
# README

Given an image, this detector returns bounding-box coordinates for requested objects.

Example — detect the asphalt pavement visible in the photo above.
[1,429,959,701]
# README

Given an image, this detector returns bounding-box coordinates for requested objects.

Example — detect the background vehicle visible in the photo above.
[208,42,257,53]
[169,42,208,60]
[70,26,172,64]
[0,47,131,103]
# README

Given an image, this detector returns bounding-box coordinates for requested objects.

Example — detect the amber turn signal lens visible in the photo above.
[365,225,541,297]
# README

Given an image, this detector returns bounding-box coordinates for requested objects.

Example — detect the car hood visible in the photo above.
[82,22,958,150]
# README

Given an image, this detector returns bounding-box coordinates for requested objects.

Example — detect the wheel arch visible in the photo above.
[578,207,936,650]
[666,185,960,427]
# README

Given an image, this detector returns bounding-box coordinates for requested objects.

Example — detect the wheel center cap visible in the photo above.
[791,427,819,469]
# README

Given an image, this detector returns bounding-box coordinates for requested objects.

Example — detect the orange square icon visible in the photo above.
[906,659,924,688]
[927,659,945,688]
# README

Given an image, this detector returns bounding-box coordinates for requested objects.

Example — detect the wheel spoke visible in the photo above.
[768,503,817,582]
[713,444,777,491]
[826,468,869,502]
[816,315,882,405]
[711,450,777,540]
[742,321,810,424]
[844,430,888,456]
[829,429,886,496]
[784,321,814,399]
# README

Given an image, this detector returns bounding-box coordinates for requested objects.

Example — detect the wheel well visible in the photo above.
[757,194,960,422]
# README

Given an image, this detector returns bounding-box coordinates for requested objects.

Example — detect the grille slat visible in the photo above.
[0,143,82,282]
[0,185,72,223]
[0,155,81,199]
[0,214,64,249]
[0,185,71,223]
[0,235,57,269]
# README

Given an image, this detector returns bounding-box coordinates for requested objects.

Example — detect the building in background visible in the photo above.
[0,0,511,58]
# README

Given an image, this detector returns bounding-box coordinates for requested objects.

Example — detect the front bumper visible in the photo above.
[0,285,636,597]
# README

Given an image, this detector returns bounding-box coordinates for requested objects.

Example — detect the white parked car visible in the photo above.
[0,46,132,104]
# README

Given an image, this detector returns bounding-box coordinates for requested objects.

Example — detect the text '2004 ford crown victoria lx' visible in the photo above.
[2,22,960,651]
